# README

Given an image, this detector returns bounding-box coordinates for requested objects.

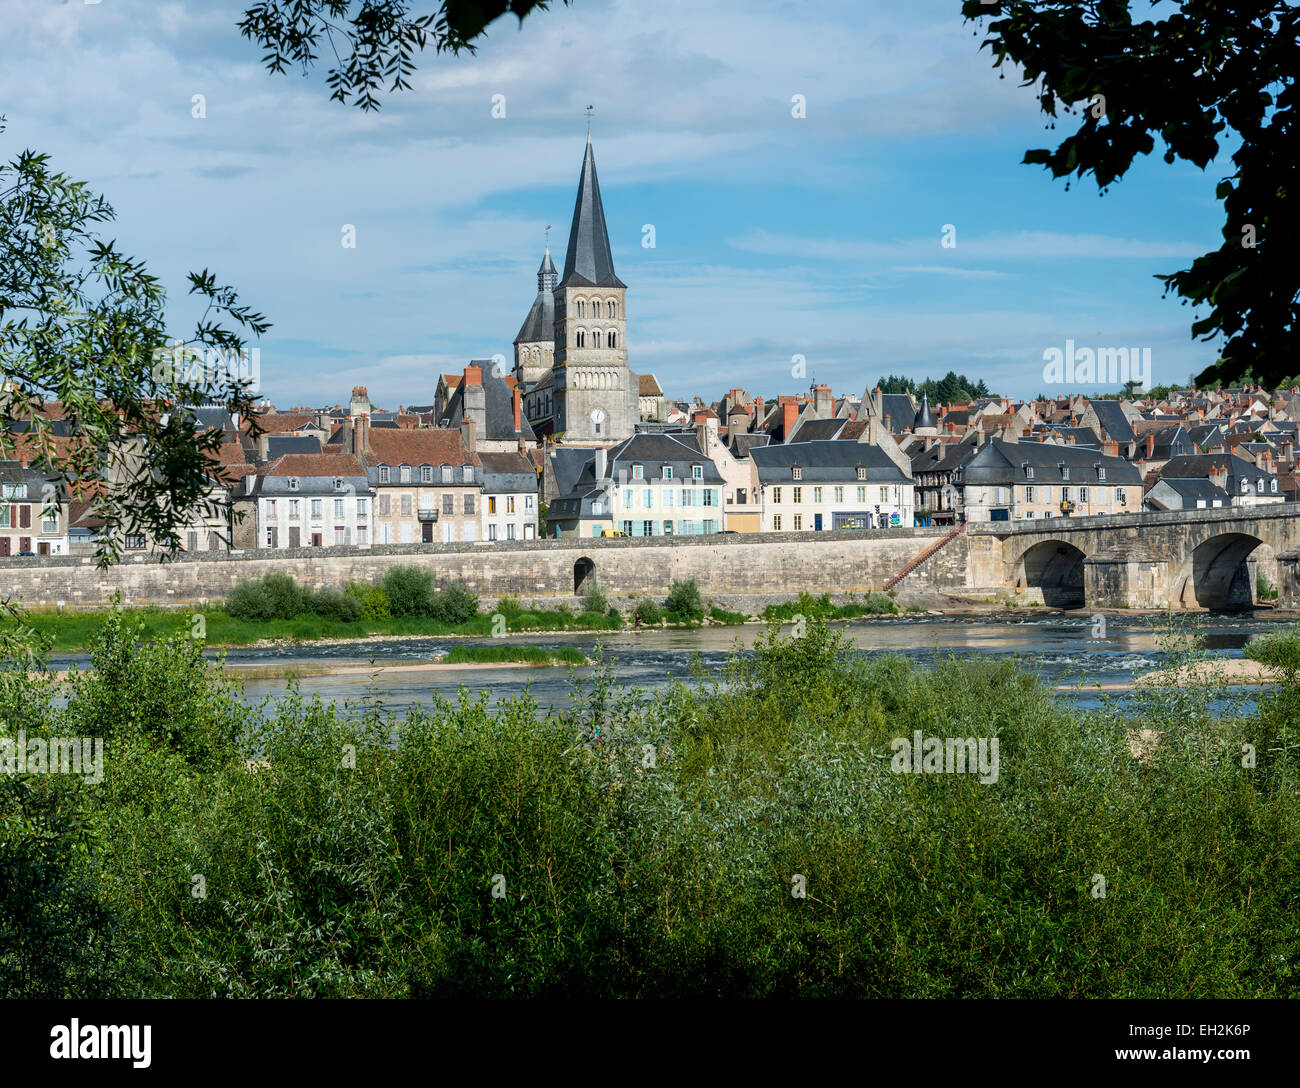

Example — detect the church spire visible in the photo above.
[537,244,557,292]
[561,136,625,289]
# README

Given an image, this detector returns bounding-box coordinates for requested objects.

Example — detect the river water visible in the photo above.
[52,612,1284,715]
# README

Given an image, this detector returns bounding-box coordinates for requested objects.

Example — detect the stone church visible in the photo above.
[515,135,640,446]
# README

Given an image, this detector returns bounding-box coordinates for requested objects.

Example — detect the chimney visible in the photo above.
[755,396,765,425]
[884,413,891,434]
[782,398,798,439]
[460,414,476,452]
[342,415,355,453]
[357,414,370,457]
[513,384,522,433]
[595,447,608,483]
[464,364,482,386]
[1146,433,1155,458]
[1104,439,1119,457]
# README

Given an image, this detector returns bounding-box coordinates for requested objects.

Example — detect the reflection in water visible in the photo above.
[48,612,1276,716]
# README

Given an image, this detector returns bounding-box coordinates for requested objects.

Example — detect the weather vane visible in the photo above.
[585,104,594,133]
[545,223,551,248]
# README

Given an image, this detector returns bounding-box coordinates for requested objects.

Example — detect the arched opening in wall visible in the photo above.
[1191,532,1263,610]
[574,556,595,594]
[1016,540,1086,608]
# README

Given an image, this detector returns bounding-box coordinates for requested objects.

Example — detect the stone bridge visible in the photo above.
[966,504,1300,610]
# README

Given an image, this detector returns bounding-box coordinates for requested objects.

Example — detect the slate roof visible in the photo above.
[957,439,1143,486]
[266,435,323,459]
[547,447,595,498]
[1158,453,1277,493]
[479,451,538,494]
[1086,399,1136,444]
[750,440,910,484]
[438,365,537,443]
[788,417,845,443]
[880,394,916,433]
[560,136,626,289]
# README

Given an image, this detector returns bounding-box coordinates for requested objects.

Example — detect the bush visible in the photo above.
[665,578,704,621]
[430,581,480,625]
[634,599,662,625]
[583,582,609,615]
[382,565,435,617]
[305,587,363,623]
[226,578,273,622]
[346,582,391,621]
[262,572,305,620]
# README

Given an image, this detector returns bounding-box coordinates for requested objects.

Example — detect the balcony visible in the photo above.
[418,508,439,521]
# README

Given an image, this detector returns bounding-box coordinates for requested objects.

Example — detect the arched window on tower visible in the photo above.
[593,330,602,348]
[608,331,617,349]
[576,330,585,348]
[576,300,585,317]
[608,300,616,318]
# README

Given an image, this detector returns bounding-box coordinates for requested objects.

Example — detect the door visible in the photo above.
[422,521,433,543]
[288,527,300,548]
[19,537,31,553]
[0,537,9,556]
[814,514,823,531]
[268,527,278,549]
[311,532,322,547]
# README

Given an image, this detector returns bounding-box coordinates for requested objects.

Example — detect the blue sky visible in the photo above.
[2,0,1228,407]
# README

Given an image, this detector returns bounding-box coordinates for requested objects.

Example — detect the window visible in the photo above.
[857,466,866,480]
[357,499,367,518]
[422,465,433,483]
[443,494,454,514]
[1024,464,1034,480]
[608,300,616,317]
[267,499,277,518]
[525,495,534,512]
[592,501,603,516]
[632,464,644,479]
[1257,478,1266,494]
[378,466,390,483]
[857,487,866,503]
[643,489,652,507]
[488,497,497,515]
[42,513,58,533]
[488,524,498,541]
[1241,479,1251,493]
[506,496,515,514]
[703,489,715,506]
[464,494,475,514]
[772,486,782,503]
[1097,466,1107,481]
[773,514,782,531]
[289,500,300,520]
[311,499,322,518]
[265,529,275,547]
[288,477,299,491]
[663,466,673,480]
[643,520,654,536]
[125,534,146,550]
[1041,486,1052,504]
[576,330,585,347]
[334,499,344,519]
[401,495,413,516]
[400,466,412,484]
[356,527,367,544]
[593,330,602,348]
[1079,487,1089,503]
[576,300,585,317]
[464,466,474,483]
[879,488,888,504]
[333,477,344,491]
[793,514,803,531]
[793,487,802,504]
[663,489,674,508]
[442,466,453,484]
[622,520,633,536]
[813,487,822,503]
[608,332,617,348]
[1025,487,1035,503]
[506,524,516,540]
[1061,487,1071,503]
[692,465,703,480]
[335,529,345,545]
[834,487,843,503]
[1115,487,1124,503]
[1272,479,1279,493]
[625,490,636,509]
[792,467,802,481]
[1061,466,1070,482]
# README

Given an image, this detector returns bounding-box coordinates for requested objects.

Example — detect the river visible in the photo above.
[50,611,1285,715]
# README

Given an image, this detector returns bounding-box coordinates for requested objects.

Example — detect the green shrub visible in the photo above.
[583,582,609,615]
[226,578,273,622]
[262,572,305,620]
[305,587,363,623]
[496,596,522,616]
[1245,629,1300,673]
[634,599,662,625]
[430,582,479,625]
[382,565,435,617]
[665,578,704,621]
[345,582,391,620]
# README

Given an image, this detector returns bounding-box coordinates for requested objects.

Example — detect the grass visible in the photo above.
[440,644,588,667]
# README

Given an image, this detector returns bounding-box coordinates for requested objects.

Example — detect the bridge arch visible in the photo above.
[1014,539,1087,608]
[573,556,595,594]
[1185,532,1263,610]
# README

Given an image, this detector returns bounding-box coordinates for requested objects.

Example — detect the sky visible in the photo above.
[2,0,1230,408]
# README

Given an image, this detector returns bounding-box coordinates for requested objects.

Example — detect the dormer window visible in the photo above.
[1257,478,1266,493]
[1060,464,1069,482]
[421,465,433,483]
[463,465,474,483]
[400,465,412,483]
[442,465,453,483]
[288,477,299,491]
[378,465,390,483]
[792,466,802,481]
[692,465,703,480]
[663,466,673,480]
[1241,478,1250,493]
[332,477,344,491]
[856,466,866,480]
[632,464,644,480]
[1023,463,1034,480]
[1271,478,1279,493]
[1097,466,1107,481]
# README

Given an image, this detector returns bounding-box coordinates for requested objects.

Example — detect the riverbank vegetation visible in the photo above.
[440,644,588,667]
[2,607,1296,997]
